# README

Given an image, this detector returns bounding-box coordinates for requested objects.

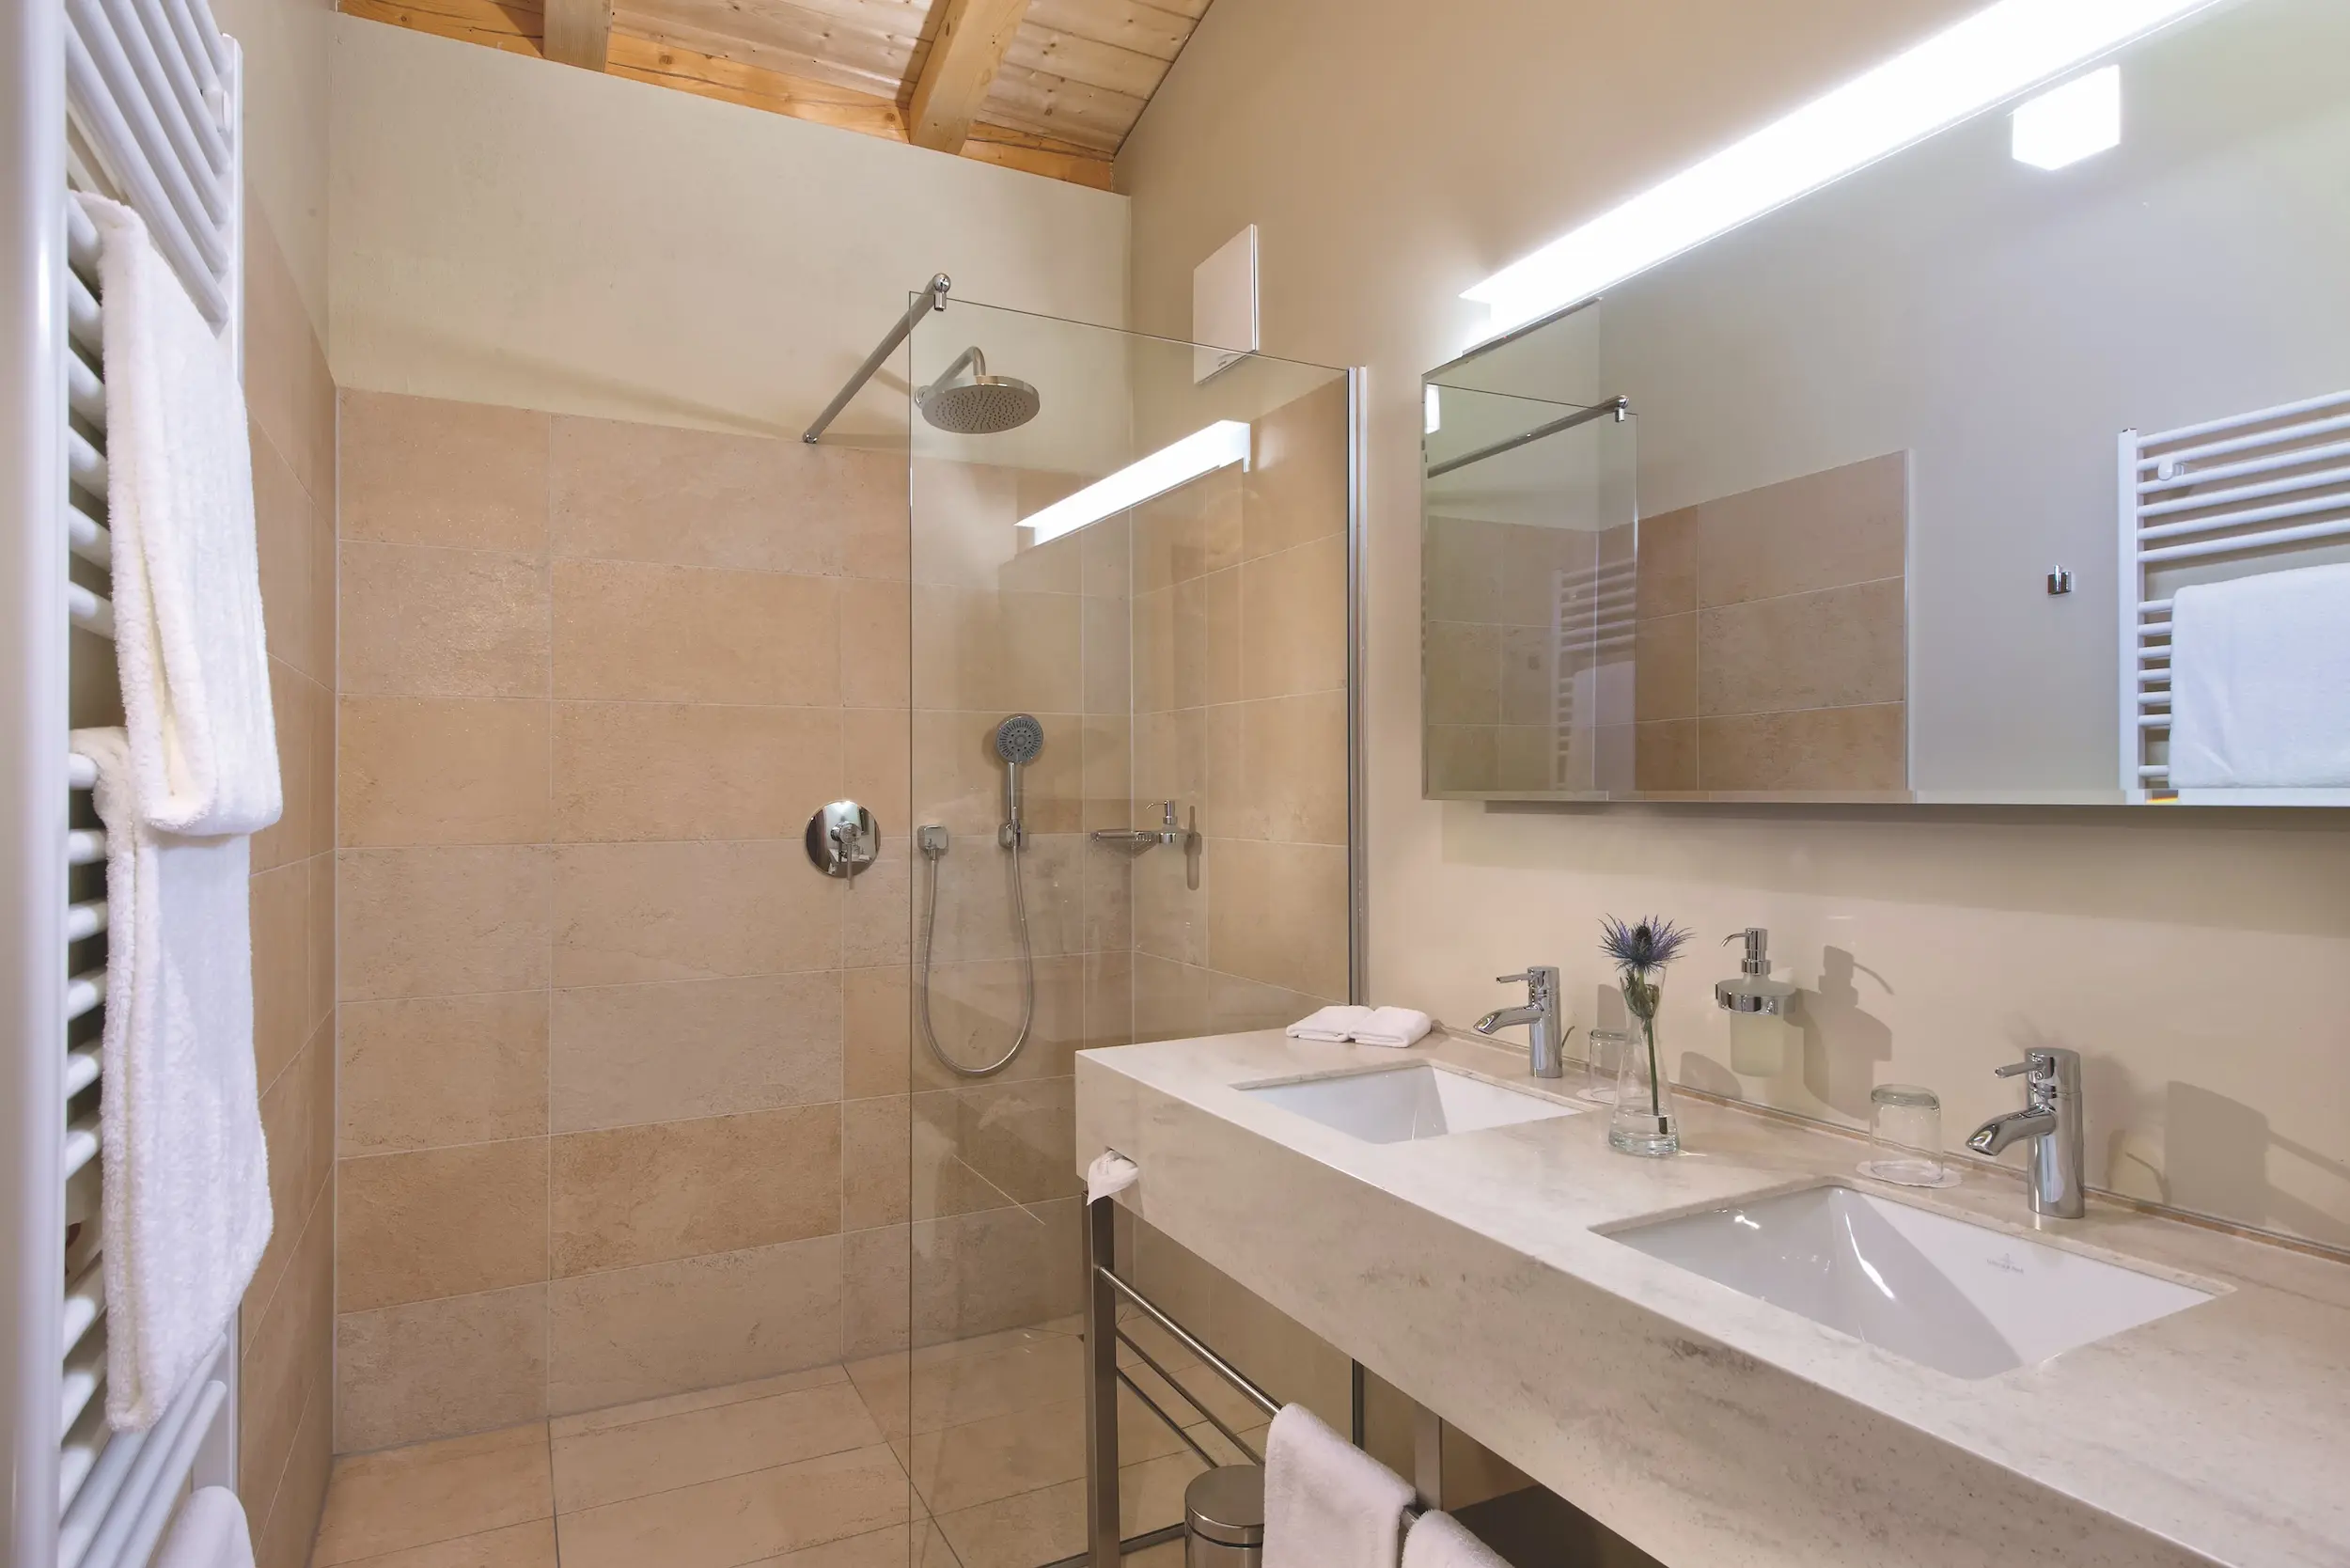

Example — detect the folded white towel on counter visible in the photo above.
[75,727,272,1430]
[1286,1007,1433,1047]
[2169,561,2350,789]
[77,193,280,837]
[1402,1511,1509,1568]
[1287,1006,1373,1043]
[154,1488,256,1568]
[1352,1008,1433,1048]
[1087,1150,1139,1204]
[1264,1403,1418,1568]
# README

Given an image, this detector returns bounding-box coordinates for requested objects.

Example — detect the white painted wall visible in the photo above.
[1118,0,2350,1250]
[326,17,1129,440]
[212,0,333,334]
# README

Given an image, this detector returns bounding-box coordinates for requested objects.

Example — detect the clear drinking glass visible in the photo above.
[1858,1084,1960,1187]
[1581,1028,1629,1105]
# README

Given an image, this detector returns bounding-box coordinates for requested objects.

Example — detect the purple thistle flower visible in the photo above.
[1599,916,1691,976]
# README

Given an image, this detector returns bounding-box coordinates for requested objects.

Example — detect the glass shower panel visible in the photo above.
[901,298,1350,1568]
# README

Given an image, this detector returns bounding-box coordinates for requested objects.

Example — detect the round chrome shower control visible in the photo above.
[806,800,879,879]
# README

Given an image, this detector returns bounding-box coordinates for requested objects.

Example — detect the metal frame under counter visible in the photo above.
[1073,1029,2350,1568]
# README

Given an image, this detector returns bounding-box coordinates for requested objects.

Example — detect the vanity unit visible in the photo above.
[1074,1031,2350,1568]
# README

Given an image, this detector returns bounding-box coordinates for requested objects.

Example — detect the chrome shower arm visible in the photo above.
[803,273,951,444]
[923,345,987,401]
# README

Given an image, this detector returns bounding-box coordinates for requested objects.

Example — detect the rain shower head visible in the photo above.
[995,713,1045,765]
[919,347,1041,435]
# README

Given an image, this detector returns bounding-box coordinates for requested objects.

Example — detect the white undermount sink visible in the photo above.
[1242,1063,1583,1143]
[1607,1184,2214,1379]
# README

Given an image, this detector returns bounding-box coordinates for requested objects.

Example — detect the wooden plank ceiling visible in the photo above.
[338,0,1215,187]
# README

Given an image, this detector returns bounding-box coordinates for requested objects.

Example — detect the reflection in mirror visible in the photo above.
[1422,384,1636,795]
[1423,0,2350,805]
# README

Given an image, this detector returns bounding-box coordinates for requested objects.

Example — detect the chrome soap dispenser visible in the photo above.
[1716,928,1797,1076]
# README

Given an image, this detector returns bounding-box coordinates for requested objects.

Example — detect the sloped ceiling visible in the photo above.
[338,0,1214,187]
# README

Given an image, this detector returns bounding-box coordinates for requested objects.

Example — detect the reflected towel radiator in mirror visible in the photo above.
[2121,387,2350,805]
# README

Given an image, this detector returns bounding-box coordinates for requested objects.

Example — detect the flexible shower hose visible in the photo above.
[916,831,1035,1077]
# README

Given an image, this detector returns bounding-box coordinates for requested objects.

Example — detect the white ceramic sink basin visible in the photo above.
[1607,1184,2214,1379]
[1242,1063,1582,1143]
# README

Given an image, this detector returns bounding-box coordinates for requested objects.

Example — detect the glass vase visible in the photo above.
[1609,996,1681,1156]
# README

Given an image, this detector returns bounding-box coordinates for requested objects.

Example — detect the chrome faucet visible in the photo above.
[1474,966,1566,1079]
[1966,1046,2086,1219]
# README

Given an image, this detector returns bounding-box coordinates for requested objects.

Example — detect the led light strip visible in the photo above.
[1462,0,2221,337]
[1019,420,1253,544]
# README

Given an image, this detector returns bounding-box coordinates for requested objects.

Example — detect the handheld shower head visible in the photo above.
[919,347,1042,435]
[995,713,1045,765]
[994,714,1044,847]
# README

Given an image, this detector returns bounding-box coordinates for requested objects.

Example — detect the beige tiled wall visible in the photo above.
[333,392,914,1450]
[1634,452,1908,794]
[239,194,340,1568]
[1132,378,1355,1032]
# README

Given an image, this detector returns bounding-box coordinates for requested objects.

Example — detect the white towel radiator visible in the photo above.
[2119,387,2350,806]
[4,0,243,1562]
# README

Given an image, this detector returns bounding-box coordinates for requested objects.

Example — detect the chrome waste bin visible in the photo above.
[1183,1466,1265,1568]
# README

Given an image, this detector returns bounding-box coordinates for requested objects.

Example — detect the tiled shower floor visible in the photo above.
[308,1314,1266,1568]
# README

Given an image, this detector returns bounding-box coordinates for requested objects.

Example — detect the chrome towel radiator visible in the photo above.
[5,0,243,1561]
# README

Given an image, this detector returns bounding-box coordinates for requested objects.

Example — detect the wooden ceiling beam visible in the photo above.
[903,0,1030,151]
[543,0,612,69]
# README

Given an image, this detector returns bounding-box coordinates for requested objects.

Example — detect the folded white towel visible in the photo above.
[2170,562,2350,788]
[1352,1007,1433,1049]
[75,729,272,1430]
[1402,1512,1509,1568]
[1087,1150,1139,1204]
[1264,1403,1417,1568]
[78,194,280,837]
[1287,1006,1372,1043]
[154,1488,256,1568]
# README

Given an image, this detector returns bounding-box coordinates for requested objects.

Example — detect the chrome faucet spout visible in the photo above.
[1968,1047,2086,1218]
[1477,967,1567,1080]
[1965,1106,2058,1157]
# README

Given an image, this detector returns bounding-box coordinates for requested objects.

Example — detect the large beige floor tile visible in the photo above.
[898,1389,1187,1513]
[1124,1539,1186,1568]
[553,1380,886,1512]
[553,1443,912,1568]
[931,1450,1203,1568]
[308,1518,556,1568]
[310,1423,551,1565]
[740,1521,962,1568]
[550,1365,848,1440]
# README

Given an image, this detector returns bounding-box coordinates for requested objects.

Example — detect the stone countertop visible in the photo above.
[1073,1029,2350,1568]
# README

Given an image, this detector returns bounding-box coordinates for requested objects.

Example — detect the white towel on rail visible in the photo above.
[1264,1403,1417,1568]
[75,726,271,1433]
[1402,1512,1510,1568]
[2169,562,2350,789]
[154,1488,257,1568]
[76,193,281,837]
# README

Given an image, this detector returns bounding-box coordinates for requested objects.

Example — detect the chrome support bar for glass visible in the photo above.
[1424,395,1630,478]
[802,274,950,444]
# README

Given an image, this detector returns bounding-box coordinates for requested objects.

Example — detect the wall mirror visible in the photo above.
[1422,0,2350,805]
